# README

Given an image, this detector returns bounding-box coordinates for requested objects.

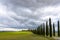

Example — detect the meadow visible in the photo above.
[0,31,54,40]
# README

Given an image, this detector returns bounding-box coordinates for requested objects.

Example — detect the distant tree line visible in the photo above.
[31,18,60,37]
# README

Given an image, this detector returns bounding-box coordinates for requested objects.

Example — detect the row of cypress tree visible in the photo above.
[31,18,60,37]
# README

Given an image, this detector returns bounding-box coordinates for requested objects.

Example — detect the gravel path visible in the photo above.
[53,37,60,40]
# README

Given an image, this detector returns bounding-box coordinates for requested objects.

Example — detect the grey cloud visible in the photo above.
[0,0,60,30]
[1,0,60,8]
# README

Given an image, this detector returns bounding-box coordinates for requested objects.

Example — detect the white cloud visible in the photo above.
[0,3,7,16]
[0,27,27,31]
[34,5,60,21]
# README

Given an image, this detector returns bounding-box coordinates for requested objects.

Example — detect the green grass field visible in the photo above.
[0,31,54,40]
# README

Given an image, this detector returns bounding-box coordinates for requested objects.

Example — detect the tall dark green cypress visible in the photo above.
[49,18,52,37]
[39,24,42,35]
[43,23,45,36]
[37,26,40,34]
[58,20,60,37]
[53,23,55,36]
[41,24,43,35]
[40,25,41,35]
[46,21,48,36]
[35,24,42,35]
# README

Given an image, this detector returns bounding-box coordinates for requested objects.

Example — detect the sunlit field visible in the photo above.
[0,31,54,40]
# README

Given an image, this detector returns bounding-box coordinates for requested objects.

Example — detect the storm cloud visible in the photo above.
[0,0,60,30]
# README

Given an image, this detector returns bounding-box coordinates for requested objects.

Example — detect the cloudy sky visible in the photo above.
[0,0,60,31]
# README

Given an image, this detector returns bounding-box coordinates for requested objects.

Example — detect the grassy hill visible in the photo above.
[0,31,54,40]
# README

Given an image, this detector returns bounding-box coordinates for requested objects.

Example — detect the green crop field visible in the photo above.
[0,31,54,40]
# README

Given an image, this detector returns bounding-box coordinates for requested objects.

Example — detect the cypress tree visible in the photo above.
[37,25,41,34]
[53,23,55,36]
[49,18,52,37]
[40,25,41,35]
[58,20,60,37]
[37,24,42,35]
[46,21,48,36]
[43,23,45,36]
[41,24,43,35]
